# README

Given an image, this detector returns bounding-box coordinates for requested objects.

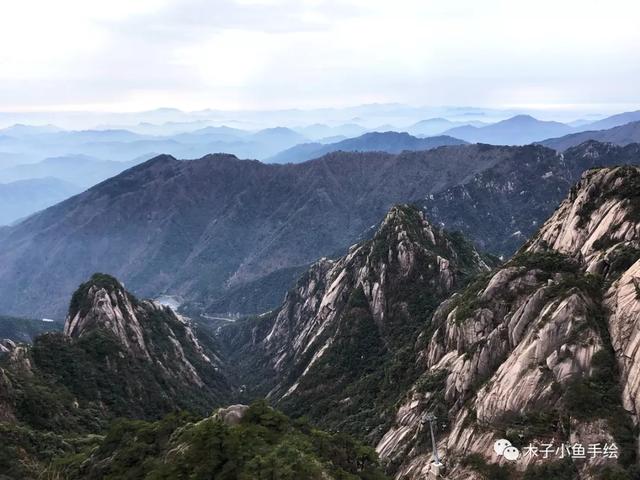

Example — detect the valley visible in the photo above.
[2,162,639,479]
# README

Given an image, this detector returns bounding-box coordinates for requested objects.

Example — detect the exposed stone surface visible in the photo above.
[215,404,249,425]
[222,204,491,438]
[378,166,640,479]
[63,274,221,388]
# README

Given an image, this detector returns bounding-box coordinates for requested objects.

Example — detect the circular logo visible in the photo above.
[503,446,521,461]
[493,439,512,456]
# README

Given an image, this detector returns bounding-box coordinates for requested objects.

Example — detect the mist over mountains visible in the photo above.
[268,132,467,164]
[1,106,640,226]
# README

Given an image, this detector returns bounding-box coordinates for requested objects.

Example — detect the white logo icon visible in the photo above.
[494,439,520,461]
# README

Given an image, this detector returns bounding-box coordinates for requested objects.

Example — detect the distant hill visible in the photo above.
[443,114,574,145]
[0,154,142,187]
[584,109,640,130]
[405,117,486,136]
[0,177,81,225]
[294,123,367,140]
[541,121,640,151]
[267,131,467,163]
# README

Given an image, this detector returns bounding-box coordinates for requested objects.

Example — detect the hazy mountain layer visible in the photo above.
[541,121,640,151]
[0,177,81,225]
[0,154,141,187]
[268,131,466,164]
[443,115,574,145]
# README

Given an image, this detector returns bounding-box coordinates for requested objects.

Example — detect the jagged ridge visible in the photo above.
[378,166,640,479]
[222,204,491,441]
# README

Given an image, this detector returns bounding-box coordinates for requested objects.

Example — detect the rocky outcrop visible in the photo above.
[0,273,234,427]
[215,404,249,425]
[63,273,221,387]
[379,166,640,479]
[0,339,16,355]
[223,204,491,439]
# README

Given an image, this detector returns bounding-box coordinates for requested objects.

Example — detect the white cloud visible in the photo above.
[0,0,638,111]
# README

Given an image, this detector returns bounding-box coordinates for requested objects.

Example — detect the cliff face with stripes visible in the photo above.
[378,167,640,479]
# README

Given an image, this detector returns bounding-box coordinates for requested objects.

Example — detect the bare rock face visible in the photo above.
[65,276,150,356]
[63,273,221,387]
[0,339,16,355]
[215,404,249,425]
[378,166,640,479]
[223,204,491,438]
[606,258,640,419]
[528,166,640,272]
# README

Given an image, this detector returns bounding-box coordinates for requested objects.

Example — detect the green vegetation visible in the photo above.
[565,349,637,467]
[450,272,492,324]
[278,286,396,439]
[497,410,566,448]
[461,453,513,480]
[68,273,132,317]
[56,401,389,480]
[607,245,640,278]
[523,460,578,480]
[509,250,579,274]
[24,329,221,423]
[0,421,80,479]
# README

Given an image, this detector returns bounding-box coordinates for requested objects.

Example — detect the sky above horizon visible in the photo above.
[1,0,639,113]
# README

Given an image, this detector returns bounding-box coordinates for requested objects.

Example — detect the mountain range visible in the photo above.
[378,165,640,478]
[0,177,81,225]
[268,131,467,163]
[3,140,640,321]
[421,141,640,256]
[0,145,516,319]
[2,164,639,479]
[541,121,640,151]
[4,116,640,227]
[442,115,574,145]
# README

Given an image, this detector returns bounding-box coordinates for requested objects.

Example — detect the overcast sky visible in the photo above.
[1,0,639,112]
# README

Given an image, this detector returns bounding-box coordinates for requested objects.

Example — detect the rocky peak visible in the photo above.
[527,166,640,272]
[0,273,233,426]
[65,273,150,356]
[223,204,490,439]
[63,272,228,391]
[0,339,17,355]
